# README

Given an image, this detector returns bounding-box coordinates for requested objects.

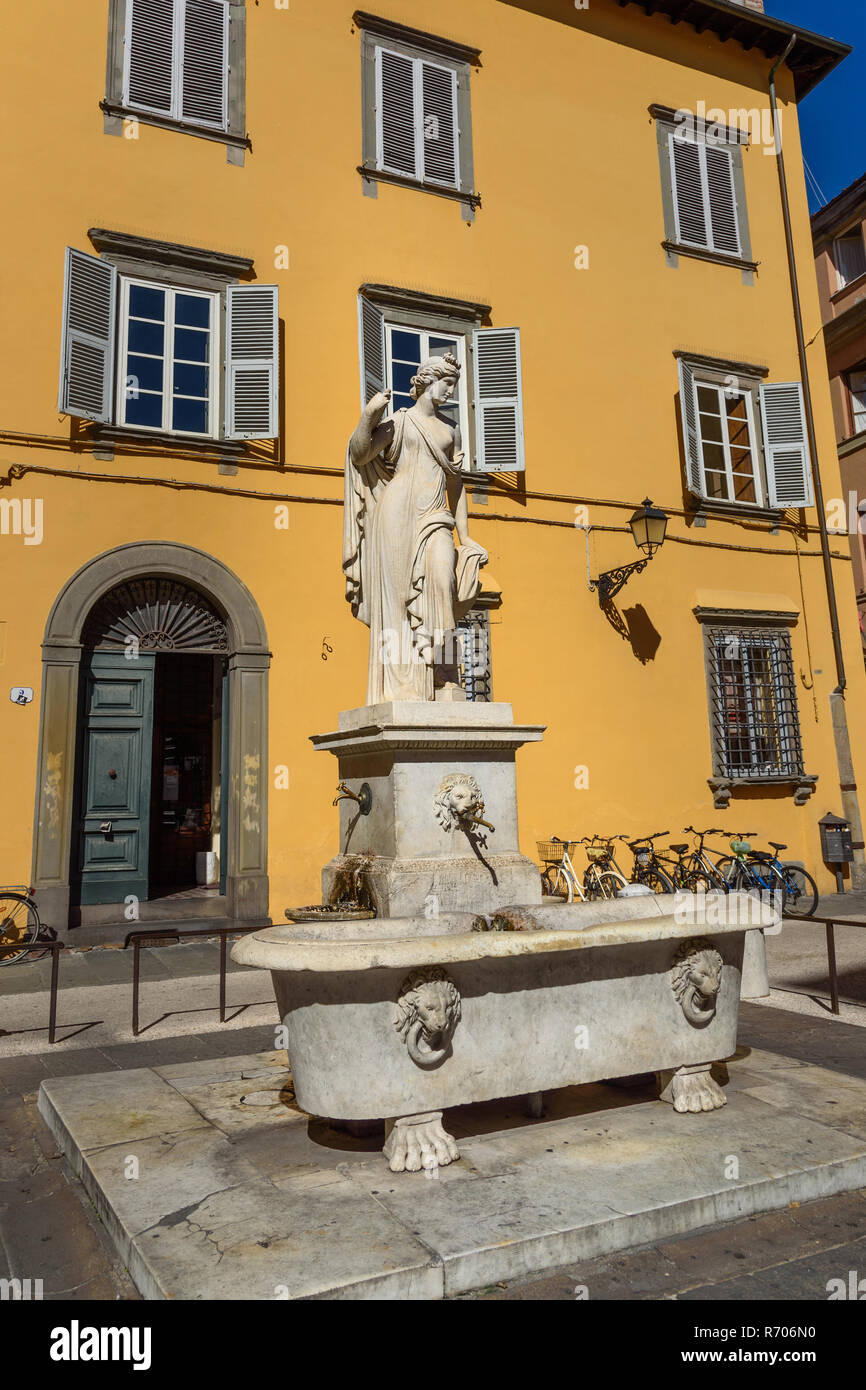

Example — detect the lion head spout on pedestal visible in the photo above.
[395,967,461,1068]
[671,939,724,1027]
[434,773,485,832]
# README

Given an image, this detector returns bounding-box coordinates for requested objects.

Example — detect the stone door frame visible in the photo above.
[32,542,271,933]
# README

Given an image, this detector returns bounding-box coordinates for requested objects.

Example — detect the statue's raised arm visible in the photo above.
[350,389,395,469]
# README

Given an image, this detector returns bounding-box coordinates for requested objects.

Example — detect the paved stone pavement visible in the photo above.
[1,905,865,1300]
[1,1004,865,1300]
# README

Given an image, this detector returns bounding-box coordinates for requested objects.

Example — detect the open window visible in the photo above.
[677,355,813,513]
[58,244,279,443]
[357,289,524,473]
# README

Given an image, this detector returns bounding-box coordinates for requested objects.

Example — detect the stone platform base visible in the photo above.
[38,1046,866,1300]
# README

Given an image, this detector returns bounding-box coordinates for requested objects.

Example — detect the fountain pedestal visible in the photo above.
[311,700,545,917]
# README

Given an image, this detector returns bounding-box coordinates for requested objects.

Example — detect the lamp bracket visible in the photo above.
[591,557,650,605]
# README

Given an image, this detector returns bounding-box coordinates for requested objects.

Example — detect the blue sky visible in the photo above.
[769,0,866,208]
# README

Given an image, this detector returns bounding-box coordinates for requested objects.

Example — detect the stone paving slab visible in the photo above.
[36,1041,866,1301]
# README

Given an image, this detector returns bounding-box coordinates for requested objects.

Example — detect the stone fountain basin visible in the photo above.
[231,893,775,1122]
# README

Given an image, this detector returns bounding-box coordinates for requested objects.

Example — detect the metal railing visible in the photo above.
[780,912,866,1016]
[0,939,66,1043]
[123,924,262,1036]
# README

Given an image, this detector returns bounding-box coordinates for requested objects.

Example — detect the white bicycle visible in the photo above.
[538,836,627,903]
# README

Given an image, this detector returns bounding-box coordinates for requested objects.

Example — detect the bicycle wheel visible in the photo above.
[0,894,40,966]
[586,870,622,901]
[714,857,743,889]
[634,867,675,894]
[541,865,573,903]
[775,864,819,919]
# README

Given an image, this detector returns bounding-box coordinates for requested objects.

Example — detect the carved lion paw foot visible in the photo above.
[383,1111,460,1173]
[657,1064,727,1114]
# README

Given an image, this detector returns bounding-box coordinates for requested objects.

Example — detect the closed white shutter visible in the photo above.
[677,358,704,495]
[705,145,741,256]
[421,61,458,187]
[58,248,117,423]
[473,328,525,473]
[181,0,228,129]
[670,135,707,247]
[760,381,814,509]
[357,296,386,407]
[225,285,279,439]
[670,133,742,256]
[376,47,417,178]
[124,0,175,115]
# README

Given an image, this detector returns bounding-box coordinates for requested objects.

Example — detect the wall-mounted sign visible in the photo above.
[10,687,33,705]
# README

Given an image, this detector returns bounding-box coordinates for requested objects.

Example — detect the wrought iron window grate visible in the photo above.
[707,626,803,778]
[457,608,491,702]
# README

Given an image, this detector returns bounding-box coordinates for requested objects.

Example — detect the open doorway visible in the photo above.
[149,654,225,901]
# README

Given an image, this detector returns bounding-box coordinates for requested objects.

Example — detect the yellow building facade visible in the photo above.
[1,0,863,939]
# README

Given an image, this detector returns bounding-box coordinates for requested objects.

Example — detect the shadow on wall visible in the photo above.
[602,599,662,663]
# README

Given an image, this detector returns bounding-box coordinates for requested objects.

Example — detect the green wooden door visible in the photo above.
[76,651,155,905]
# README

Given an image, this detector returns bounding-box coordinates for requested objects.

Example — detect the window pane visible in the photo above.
[125,391,163,428]
[390,330,421,362]
[837,232,866,288]
[174,327,209,363]
[127,354,164,393]
[699,412,723,443]
[702,443,726,473]
[129,284,166,320]
[429,335,457,354]
[704,470,727,499]
[128,317,165,355]
[173,362,209,398]
[175,294,211,328]
[392,393,414,413]
[391,360,417,396]
[172,397,208,433]
[697,386,720,414]
[732,473,756,503]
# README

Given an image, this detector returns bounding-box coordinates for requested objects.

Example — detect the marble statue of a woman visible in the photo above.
[343,353,488,703]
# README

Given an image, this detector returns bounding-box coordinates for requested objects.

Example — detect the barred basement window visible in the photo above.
[456,608,491,702]
[706,626,804,778]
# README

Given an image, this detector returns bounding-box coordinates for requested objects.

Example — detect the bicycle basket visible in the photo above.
[537,840,577,864]
[730,839,751,854]
[586,846,609,862]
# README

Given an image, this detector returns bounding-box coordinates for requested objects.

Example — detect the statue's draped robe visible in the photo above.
[343,409,486,702]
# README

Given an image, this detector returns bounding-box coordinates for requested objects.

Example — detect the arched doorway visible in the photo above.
[32,544,270,937]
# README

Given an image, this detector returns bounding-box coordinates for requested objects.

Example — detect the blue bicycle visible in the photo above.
[717,834,818,918]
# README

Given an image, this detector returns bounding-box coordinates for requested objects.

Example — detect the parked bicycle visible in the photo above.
[538,836,628,902]
[0,885,43,965]
[627,831,676,893]
[717,834,819,918]
[667,827,733,892]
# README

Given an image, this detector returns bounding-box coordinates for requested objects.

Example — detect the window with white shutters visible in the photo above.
[669,131,742,257]
[677,359,813,512]
[356,289,514,472]
[59,245,279,443]
[121,0,229,131]
[358,20,478,213]
[375,45,459,188]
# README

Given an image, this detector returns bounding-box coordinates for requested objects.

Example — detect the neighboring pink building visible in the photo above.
[812,174,866,654]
